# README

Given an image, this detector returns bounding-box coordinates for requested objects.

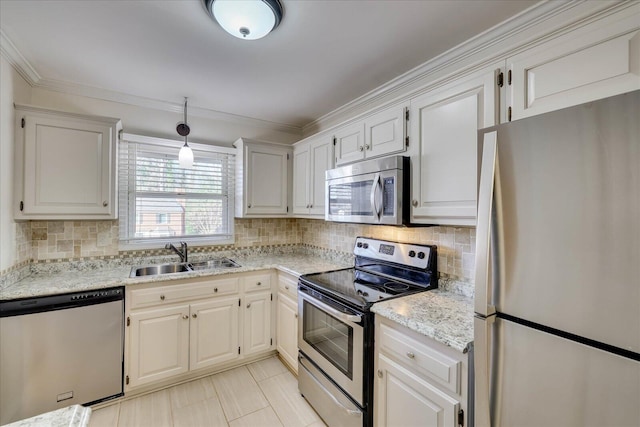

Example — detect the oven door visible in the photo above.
[298,287,364,405]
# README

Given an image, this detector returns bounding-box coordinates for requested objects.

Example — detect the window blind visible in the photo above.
[118,134,235,248]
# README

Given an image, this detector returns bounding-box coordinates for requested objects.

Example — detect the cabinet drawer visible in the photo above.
[378,323,460,393]
[278,273,298,300]
[130,278,239,309]
[243,272,272,292]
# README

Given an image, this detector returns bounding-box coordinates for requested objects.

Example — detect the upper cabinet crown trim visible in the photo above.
[303,1,637,135]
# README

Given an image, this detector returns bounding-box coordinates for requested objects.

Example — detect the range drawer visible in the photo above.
[378,322,461,393]
[243,272,272,292]
[278,272,298,300]
[129,278,239,309]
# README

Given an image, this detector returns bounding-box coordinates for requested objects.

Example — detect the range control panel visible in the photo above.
[353,237,434,270]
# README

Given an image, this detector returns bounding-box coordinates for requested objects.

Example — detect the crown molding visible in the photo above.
[0,29,302,136]
[0,29,40,84]
[302,0,630,134]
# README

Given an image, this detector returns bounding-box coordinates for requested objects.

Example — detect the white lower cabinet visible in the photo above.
[276,271,299,373]
[374,317,468,427]
[126,271,274,391]
[128,305,190,388]
[190,296,240,370]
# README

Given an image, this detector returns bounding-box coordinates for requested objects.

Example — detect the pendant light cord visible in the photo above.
[183,97,189,147]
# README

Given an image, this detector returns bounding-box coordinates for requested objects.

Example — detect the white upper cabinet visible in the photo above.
[334,103,407,166]
[506,10,640,121]
[234,138,292,217]
[14,105,120,220]
[334,121,365,166]
[292,134,333,217]
[410,65,499,226]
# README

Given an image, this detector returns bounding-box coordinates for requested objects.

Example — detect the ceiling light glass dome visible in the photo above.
[203,0,283,40]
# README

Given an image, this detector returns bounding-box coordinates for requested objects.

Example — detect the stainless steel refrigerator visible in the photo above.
[474,91,639,427]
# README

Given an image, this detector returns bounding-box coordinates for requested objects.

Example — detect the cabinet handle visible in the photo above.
[309,204,313,208]
[192,313,197,319]
[214,287,218,293]
[377,369,383,378]
[294,313,298,319]
[103,201,108,207]
[359,146,364,152]
[247,303,251,308]
[256,281,262,286]
[406,352,415,359]
[160,295,165,301]
[365,144,370,150]
[248,204,252,208]
[182,315,189,320]
[411,199,418,207]
[285,285,289,290]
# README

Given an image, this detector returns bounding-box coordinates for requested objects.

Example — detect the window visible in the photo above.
[118,134,235,248]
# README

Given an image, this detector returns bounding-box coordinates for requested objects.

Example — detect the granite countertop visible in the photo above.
[2,405,91,427]
[0,253,352,300]
[371,287,474,354]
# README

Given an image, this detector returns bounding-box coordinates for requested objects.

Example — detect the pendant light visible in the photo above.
[202,0,283,40]
[177,97,194,169]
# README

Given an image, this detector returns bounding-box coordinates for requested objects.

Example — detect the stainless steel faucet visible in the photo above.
[165,241,188,263]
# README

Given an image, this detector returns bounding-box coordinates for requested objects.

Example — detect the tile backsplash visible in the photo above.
[11,218,475,283]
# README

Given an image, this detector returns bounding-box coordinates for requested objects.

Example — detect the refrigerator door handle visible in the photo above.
[475,131,498,316]
[474,315,496,427]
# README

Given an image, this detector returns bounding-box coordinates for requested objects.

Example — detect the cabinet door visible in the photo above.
[376,354,459,427]
[308,136,333,216]
[276,293,298,373]
[365,104,407,159]
[410,66,498,226]
[508,17,640,121]
[246,145,289,215]
[243,292,272,356]
[190,297,240,371]
[20,114,116,218]
[334,122,365,166]
[128,305,190,388]
[292,143,310,215]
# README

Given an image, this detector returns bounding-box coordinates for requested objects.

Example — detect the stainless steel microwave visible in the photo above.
[325,156,409,225]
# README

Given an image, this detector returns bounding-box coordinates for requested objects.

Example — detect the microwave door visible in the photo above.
[326,173,377,222]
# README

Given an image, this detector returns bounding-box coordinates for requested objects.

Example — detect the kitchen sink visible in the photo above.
[130,263,193,277]
[190,258,241,270]
[129,258,241,277]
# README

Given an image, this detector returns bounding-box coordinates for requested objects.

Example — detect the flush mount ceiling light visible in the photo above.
[202,0,283,40]
[177,97,194,169]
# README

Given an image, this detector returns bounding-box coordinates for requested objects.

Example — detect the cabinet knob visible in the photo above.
[103,201,108,207]
[160,295,165,301]
[182,315,189,320]
[411,199,418,207]
[309,204,313,208]
[285,285,289,290]
[359,146,364,152]
[214,287,218,293]
[248,204,252,208]
[406,352,415,359]
[256,281,262,286]
[377,369,383,378]
[247,303,251,308]
[192,313,197,319]
[294,313,298,319]
[365,144,370,150]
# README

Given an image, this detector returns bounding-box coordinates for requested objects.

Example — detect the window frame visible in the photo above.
[118,133,236,250]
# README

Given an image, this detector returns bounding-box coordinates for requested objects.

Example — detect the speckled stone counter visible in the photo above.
[2,405,91,427]
[371,288,474,354]
[0,251,352,300]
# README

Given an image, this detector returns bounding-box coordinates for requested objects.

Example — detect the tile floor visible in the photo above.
[89,357,326,427]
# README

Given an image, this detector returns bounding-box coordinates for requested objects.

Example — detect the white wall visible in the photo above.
[0,56,32,270]
[29,88,302,147]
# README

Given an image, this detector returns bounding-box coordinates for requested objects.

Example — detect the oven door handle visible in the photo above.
[300,292,363,324]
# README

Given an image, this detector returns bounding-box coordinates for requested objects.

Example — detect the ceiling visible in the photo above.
[0,0,538,130]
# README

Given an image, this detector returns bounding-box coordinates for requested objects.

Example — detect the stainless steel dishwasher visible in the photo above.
[0,287,124,424]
